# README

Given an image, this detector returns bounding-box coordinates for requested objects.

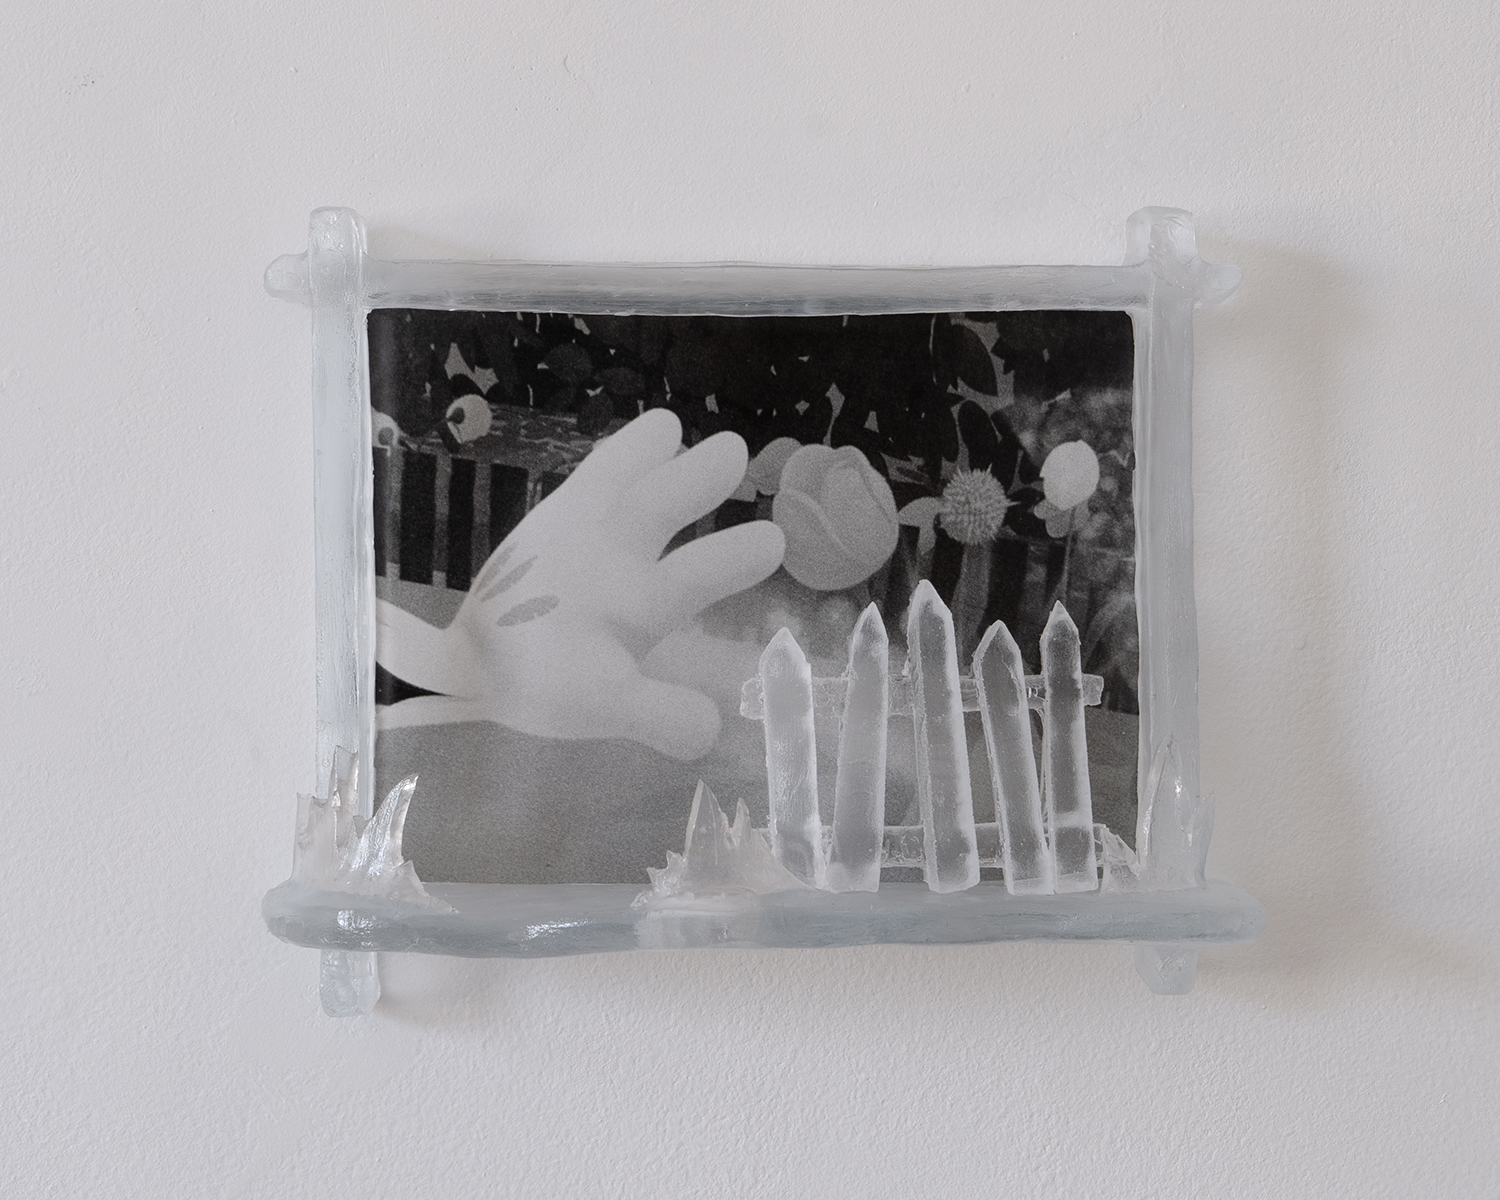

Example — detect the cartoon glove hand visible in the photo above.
[376,409,785,761]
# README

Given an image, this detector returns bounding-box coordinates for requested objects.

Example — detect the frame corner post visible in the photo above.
[1127,207,1242,871]
[1128,203,1246,868]
[1134,944,1198,995]
[308,207,377,1012]
[320,948,381,1017]
[306,205,373,798]
[1132,263,1202,865]
[1124,207,1241,306]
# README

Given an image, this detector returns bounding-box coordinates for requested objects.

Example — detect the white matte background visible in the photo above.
[3,3,1497,1196]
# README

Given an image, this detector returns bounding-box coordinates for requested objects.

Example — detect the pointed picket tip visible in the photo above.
[1043,599,1079,635]
[905,580,956,652]
[852,601,887,638]
[848,603,889,664]
[973,619,1024,672]
[907,578,948,618]
[759,626,808,674]
[1042,603,1082,662]
[767,625,799,650]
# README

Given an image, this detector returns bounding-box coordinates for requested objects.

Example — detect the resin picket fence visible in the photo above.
[740,580,1106,895]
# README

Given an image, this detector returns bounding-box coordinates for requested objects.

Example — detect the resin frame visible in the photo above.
[262,207,1263,1015]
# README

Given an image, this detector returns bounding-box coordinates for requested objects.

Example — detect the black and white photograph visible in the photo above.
[370,308,1141,884]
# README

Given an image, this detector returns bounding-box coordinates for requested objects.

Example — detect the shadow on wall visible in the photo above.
[1193,240,1490,1003]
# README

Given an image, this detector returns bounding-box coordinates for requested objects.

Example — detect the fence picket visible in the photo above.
[1040,602,1099,891]
[973,621,1055,895]
[759,629,825,887]
[827,604,889,893]
[906,581,981,893]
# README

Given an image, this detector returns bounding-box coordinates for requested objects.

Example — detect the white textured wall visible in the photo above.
[4,3,1497,1195]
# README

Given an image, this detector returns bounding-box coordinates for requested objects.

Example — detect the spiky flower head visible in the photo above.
[940,469,1011,545]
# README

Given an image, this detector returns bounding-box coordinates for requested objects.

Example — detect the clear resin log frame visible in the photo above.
[262,207,1263,1014]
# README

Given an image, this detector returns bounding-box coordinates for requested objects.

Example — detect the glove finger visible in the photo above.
[626,431,750,551]
[643,521,785,630]
[568,407,682,489]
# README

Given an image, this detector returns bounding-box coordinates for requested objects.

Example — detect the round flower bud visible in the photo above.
[772,444,899,591]
[1040,441,1100,511]
[940,469,1012,545]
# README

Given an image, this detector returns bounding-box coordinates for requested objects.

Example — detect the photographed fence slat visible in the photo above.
[826,603,889,893]
[469,460,491,583]
[906,581,981,893]
[372,448,389,577]
[489,463,528,554]
[759,629,826,887]
[445,457,476,592]
[381,436,405,578]
[1040,602,1099,891]
[431,451,451,589]
[398,450,436,583]
[973,621,1055,895]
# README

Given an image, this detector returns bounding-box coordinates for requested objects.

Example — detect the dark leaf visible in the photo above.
[792,392,834,444]
[839,427,888,476]
[577,392,615,436]
[587,315,640,353]
[990,310,1134,396]
[367,310,425,428]
[544,383,579,415]
[829,396,873,450]
[663,334,724,396]
[991,409,1040,486]
[956,401,1000,472]
[420,355,454,435]
[596,366,645,397]
[1004,489,1049,539]
[476,325,522,400]
[542,342,593,385]
[946,324,998,395]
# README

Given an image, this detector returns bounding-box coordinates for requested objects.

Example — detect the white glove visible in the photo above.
[377,409,785,761]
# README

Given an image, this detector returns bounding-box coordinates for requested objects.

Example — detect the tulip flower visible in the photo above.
[772,445,899,591]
